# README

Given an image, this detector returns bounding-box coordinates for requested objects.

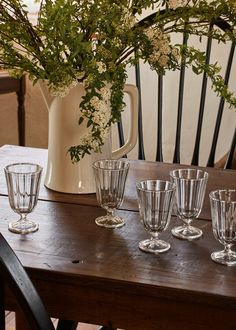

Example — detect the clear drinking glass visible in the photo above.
[170,169,208,240]
[136,180,176,254]
[210,189,236,266]
[92,159,129,229]
[4,163,42,234]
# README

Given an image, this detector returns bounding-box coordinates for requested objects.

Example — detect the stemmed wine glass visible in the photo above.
[169,169,208,240]
[4,163,43,234]
[136,180,176,254]
[210,189,236,266]
[92,159,129,229]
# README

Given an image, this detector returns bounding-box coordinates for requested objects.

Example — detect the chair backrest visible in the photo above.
[116,14,236,169]
[0,233,55,330]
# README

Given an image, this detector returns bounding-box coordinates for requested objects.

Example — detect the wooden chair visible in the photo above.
[117,15,236,169]
[0,73,26,146]
[0,232,55,329]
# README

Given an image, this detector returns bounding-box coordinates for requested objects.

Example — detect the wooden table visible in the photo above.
[0,73,26,146]
[1,145,236,330]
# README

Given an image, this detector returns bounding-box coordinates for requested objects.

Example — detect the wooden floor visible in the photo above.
[5,311,100,330]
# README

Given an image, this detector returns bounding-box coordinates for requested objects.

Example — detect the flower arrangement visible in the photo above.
[0,0,236,162]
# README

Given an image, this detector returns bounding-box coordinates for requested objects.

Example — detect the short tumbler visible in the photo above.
[93,159,129,228]
[4,163,42,234]
[210,189,236,266]
[136,180,176,254]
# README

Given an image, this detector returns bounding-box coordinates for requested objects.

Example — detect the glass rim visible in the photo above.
[92,159,130,171]
[169,168,208,181]
[136,179,176,192]
[4,162,43,175]
[209,189,236,202]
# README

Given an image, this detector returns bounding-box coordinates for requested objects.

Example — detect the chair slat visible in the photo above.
[173,32,188,164]
[135,59,145,160]
[225,127,236,169]
[156,75,163,162]
[207,42,235,167]
[117,119,125,148]
[191,25,213,166]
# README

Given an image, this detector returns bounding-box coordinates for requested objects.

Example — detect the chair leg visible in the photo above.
[56,319,78,330]
[0,280,5,330]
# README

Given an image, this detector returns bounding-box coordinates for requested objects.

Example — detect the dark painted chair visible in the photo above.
[0,232,55,330]
[118,15,236,169]
[0,232,82,330]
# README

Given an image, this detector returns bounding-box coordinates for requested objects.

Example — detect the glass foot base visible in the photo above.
[211,250,236,266]
[139,239,170,254]
[8,220,39,234]
[95,215,125,229]
[171,225,202,241]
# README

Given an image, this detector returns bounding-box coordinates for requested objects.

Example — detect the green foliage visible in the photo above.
[0,0,236,162]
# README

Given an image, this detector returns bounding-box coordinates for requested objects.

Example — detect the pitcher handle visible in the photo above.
[112,84,139,159]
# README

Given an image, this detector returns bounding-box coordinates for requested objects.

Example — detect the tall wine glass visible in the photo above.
[170,169,208,240]
[4,163,42,234]
[210,189,236,266]
[136,180,176,254]
[93,159,129,229]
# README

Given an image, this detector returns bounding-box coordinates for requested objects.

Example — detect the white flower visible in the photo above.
[171,47,180,60]
[113,37,122,48]
[145,27,172,68]
[122,7,136,29]
[158,55,169,67]
[76,71,85,80]
[159,43,171,55]
[100,85,111,102]
[49,80,78,97]
[81,133,100,151]
[88,82,111,128]
[81,126,110,152]
[168,0,188,10]
[97,61,106,74]
[145,27,156,39]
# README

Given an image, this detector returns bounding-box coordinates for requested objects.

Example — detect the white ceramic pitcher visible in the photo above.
[39,82,138,194]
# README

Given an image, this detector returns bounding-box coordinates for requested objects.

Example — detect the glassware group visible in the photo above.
[4,159,236,266]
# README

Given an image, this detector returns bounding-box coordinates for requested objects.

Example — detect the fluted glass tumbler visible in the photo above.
[210,189,236,266]
[93,159,129,229]
[136,180,176,254]
[4,163,42,234]
[170,169,208,240]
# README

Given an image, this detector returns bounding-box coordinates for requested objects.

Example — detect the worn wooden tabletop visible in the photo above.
[1,145,236,329]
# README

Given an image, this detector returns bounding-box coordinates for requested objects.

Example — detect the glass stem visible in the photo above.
[150,232,159,240]
[224,243,233,255]
[107,208,114,217]
[184,219,192,227]
[20,213,27,222]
